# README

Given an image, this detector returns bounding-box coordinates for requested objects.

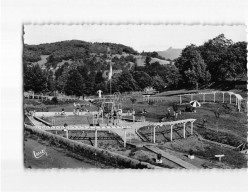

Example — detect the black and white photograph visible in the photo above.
[23,24,247,169]
[1,0,248,192]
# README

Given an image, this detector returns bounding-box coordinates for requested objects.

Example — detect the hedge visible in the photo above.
[24,125,160,169]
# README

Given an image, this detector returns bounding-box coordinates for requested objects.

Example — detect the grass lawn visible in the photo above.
[24,89,247,169]
[159,137,247,169]
[123,90,247,138]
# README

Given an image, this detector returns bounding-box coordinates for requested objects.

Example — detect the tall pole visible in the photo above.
[95,129,98,148]
[153,126,156,143]
[110,78,112,95]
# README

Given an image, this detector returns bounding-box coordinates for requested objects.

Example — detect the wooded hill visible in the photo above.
[23,35,247,96]
[24,40,171,71]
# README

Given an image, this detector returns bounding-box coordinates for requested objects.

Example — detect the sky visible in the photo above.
[24,24,246,52]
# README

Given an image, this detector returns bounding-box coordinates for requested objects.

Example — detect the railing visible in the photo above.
[24,92,78,101]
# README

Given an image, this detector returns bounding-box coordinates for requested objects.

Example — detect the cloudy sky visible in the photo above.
[24,24,246,52]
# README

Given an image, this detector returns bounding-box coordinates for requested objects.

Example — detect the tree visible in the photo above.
[145,56,151,66]
[56,67,70,93]
[132,71,152,90]
[64,69,84,97]
[116,70,139,92]
[157,65,180,89]
[24,64,47,93]
[199,34,233,81]
[95,71,104,84]
[46,70,56,92]
[130,97,136,109]
[152,75,166,92]
[175,44,210,88]
[224,41,247,80]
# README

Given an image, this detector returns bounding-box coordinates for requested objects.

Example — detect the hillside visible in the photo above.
[24,40,172,71]
[24,40,138,63]
[135,55,170,66]
[157,47,182,60]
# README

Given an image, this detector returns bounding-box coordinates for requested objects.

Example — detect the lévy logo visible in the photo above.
[33,146,48,159]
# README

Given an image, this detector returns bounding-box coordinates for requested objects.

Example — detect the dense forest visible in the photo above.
[23,34,247,96]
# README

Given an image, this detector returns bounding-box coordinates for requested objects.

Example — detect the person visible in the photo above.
[106,113,110,126]
[76,107,80,115]
[62,123,68,138]
[24,109,28,116]
[202,118,207,128]
[132,109,135,122]
[99,107,103,115]
[113,109,117,125]
[188,149,195,159]
[97,90,102,98]
[174,111,178,119]
[61,108,65,116]
[156,153,162,164]
[142,109,147,114]
[117,109,122,124]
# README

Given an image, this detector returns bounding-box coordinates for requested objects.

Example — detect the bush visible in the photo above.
[172,102,179,112]
[148,101,154,106]
[51,97,58,104]
[130,97,136,104]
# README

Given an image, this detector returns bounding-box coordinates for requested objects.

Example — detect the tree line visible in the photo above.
[175,34,247,88]
[23,34,247,97]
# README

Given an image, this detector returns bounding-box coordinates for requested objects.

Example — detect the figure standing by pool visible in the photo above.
[132,109,135,122]
[97,90,102,98]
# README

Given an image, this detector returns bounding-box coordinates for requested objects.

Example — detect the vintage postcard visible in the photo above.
[23,24,247,169]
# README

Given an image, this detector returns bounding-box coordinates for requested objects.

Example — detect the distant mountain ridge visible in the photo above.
[157,47,182,60]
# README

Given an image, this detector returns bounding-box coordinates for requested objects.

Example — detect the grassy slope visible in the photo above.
[24,131,115,169]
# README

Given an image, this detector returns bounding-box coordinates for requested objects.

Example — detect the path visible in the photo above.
[144,145,198,169]
[109,121,151,145]
[26,117,199,169]
[26,116,47,126]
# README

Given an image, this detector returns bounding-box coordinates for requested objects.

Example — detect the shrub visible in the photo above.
[172,102,179,112]
[148,101,154,106]
[130,97,136,104]
[51,97,58,104]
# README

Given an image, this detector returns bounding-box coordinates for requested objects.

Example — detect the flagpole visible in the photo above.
[108,47,112,95]
[110,51,112,95]
[110,78,112,95]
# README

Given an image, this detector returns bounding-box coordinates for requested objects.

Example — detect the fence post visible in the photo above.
[170,125,173,141]
[153,126,156,143]
[124,129,126,147]
[183,123,186,138]
[95,129,98,148]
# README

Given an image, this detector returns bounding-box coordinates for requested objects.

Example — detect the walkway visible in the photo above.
[144,145,198,169]
[26,116,199,169]
[27,116,47,126]
[109,121,150,144]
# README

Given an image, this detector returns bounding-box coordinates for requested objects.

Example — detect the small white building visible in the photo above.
[144,87,156,94]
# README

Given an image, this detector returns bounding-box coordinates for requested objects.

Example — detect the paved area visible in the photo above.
[144,145,198,169]
[27,116,46,126]
[27,117,200,169]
